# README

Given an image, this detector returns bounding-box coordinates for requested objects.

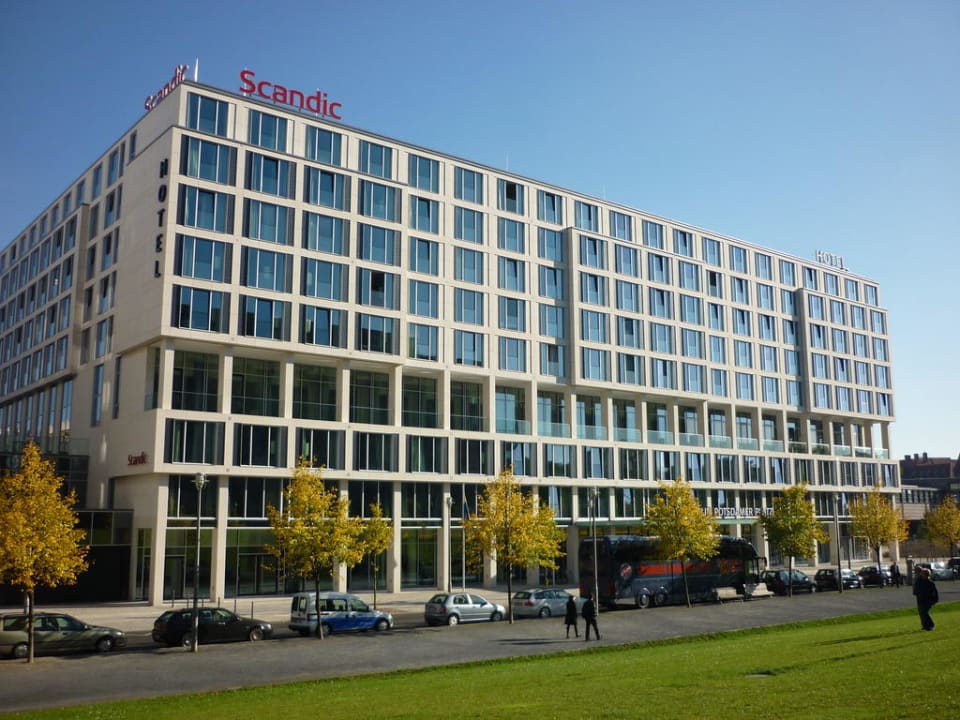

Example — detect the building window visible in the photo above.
[454,167,483,203]
[359,180,398,221]
[232,357,280,416]
[350,371,390,424]
[246,152,294,198]
[610,211,632,242]
[408,154,439,192]
[497,179,524,214]
[580,235,607,269]
[499,297,526,331]
[172,286,229,332]
[359,140,393,179]
[580,273,608,305]
[673,229,694,257]
[538,190,563,224]
[302,258,344,300]
[538,228,564,261]
[179,186,233,233]
[296,428,344,469]
[182,137,234,184]
[575,201,599,231]
[175,235,229,282]
[354,433,398,472]
[240,296,290,340]
[355,313,398,354]
[305,126,342,165]
[410,196,440,233]
[454,288,484,324]
[408,323,439,361]
[407,436,446,473]
[616,281,640,312]
[729,246,747,273]
[455,247,484,284]
[648,253,671,284]
[234,424,287,467]
[244,200,293,245]
[293,365,337,420]
[300,305,345,347]
[498,218,525,253]
[242,247,291,292]
[305,167,348,210]
[498,337,527,372]
[454,330,484,366]
[358,224,399,266]
[303,212,346,255]
[248,110,287,151]
[357,268,398,309]
[454,206,484,243]
[409,237,439,275]
[642,220,663,249]
[187,93,228,137]
[165,419,224,463]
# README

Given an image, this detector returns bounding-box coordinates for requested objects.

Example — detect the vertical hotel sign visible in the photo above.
[144,64,188,112]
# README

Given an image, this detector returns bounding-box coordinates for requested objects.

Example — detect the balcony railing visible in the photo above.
[578,425,608,440]
[647,430,674,445]
[538,421,571,438]
[496,418,530,435]
[874,448,890,459]
[834,444,852,457]
[737,437,759,451]
[679,433,704,447]
[788,441,807,454]
[709,435,733,449]
[450,414,484,432]
[762,439,785,453]
[614,427,641,443]
[811,443,831,455]
[854,446,872,458]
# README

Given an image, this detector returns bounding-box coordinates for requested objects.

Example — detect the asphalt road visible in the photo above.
[1,582,955,714]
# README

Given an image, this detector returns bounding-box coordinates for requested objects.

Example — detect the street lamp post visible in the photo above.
[192,472,208,653]
[589,487,599,607]
[445,496,453,593]
[833,493,843,595]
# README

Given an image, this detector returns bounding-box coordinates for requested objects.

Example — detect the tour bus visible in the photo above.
[579,535,764,609]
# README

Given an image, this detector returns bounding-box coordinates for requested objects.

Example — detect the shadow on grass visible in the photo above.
[750,634,933,677]
[816,629,918,645]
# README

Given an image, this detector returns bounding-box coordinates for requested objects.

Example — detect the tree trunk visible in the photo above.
[314,577,324,639]
[787,556,794,597]
[876,546,883,588]
[681,561,691,608]
[27,589,35,664]
[372,565,379,610]
[507,563,513,623]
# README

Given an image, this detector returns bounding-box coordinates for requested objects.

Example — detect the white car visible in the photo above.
[512,588,585,618]
[424,592,505,626]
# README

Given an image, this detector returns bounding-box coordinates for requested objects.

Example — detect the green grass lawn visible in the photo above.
[9,604,960,720]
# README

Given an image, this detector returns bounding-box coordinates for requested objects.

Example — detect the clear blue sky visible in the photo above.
[1,1,957,460]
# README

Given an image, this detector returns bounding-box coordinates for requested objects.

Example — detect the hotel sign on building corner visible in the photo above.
[144,64,188,112]
[815,249,848,271]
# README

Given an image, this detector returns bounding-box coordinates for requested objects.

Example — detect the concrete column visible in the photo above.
[388,480,402,592]
[440,485,453,592]
[209,476,229,604]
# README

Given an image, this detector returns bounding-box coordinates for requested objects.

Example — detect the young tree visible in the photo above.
[644,479,720,607]
[464,467,565,622]
[759,484,828,596]
[266,462,363,638]
[359,502,393,609]
[0,442,88,663]
[924,496,960,556]
[849,488,908,579]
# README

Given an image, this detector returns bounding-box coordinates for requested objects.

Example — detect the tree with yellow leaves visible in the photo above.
[0,442,88,663]
[359,502,393,609]
[924,496,960,557]
[760,484,828,596]
[266,461,362,638]
[464,467,565,622]
[850,488,908,578]
[644,479,720,608]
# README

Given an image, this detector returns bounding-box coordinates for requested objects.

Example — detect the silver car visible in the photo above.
[512,588,584,618]
[424,592,505,626]
[0,612,126,659]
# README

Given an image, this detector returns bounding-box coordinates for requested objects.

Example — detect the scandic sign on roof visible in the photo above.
[239,69,342,120]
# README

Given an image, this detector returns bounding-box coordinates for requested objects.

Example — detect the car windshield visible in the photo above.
[514,592,531,599]
[427,594,448,604]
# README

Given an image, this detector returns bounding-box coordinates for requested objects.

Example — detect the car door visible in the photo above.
[348,597,373,630]
[550,590,570,615]
[450,593,474,621]
[468,594,491,621]
[33,616,62,654]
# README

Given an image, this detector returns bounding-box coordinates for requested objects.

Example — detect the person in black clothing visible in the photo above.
[889,561,902,588]
[564,595,579,638]
[913,567,939,631]
[582,594,600,641]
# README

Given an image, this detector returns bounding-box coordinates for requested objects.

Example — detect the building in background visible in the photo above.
[0,67,900,604]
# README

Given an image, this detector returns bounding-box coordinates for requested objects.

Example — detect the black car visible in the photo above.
[152,608,273,648]
[760,569,818,595]
[857,566,892,587]
[814,568,863,591]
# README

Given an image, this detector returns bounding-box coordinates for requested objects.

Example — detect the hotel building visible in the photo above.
[0,68,899,604]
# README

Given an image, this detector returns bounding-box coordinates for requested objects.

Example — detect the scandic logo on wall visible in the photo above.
[240,69,342,120]
[144,65,188,111]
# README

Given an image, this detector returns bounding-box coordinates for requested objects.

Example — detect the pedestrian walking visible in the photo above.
[582,593,600,641]
[564,595,579,638]
[912,566,939,631]
[889,561,902,588]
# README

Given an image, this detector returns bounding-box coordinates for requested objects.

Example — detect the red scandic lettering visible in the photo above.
[288,89,305,109]
[257,80,273,99]
[239,69,256,94]
[327,102,342,120]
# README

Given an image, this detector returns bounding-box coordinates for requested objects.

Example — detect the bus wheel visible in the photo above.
[653,590,668,606]
[635,594,651,609]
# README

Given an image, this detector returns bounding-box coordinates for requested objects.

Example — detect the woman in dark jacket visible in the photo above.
[564,595,579,638]
[913,567,939,631]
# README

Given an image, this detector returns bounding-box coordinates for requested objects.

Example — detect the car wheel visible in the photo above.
[180,632,195,649]
[491,611,503,621]
[248,627,263,642]
[636,593,651,609]
[321,622,333,637]
[374,618,389,632]
[95,636,115,653]
[447,614,460,626]
[538,607,551,618]
[809,585,817,593]
[653,590,668,606]
[12,642,28,659]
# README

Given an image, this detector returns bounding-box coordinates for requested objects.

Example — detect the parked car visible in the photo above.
[857,566,892,587]
[151,607,273,648]
[814,568,863,591]
[760,569,818,595]
[947,558,960,577]
[424,592,505,626]
[289,592,393,635]
[0,612,126,659]
[512,588,585,618]
[915,562,956,581]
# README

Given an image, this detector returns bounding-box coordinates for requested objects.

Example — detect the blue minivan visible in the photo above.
[289,592,393,636]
